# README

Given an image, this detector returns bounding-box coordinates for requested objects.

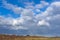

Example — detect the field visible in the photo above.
[0,34,60,40]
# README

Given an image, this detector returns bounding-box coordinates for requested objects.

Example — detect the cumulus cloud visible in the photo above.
[35,1,49,9]
[35,1,60,35]
[0,0,60,36]
[2,0,49,14]
[0,16,28,30]
[2,0,23,14]
[21,9,34,17]
[37,20,50,26]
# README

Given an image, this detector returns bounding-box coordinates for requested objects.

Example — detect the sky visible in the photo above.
[0,0,60,37]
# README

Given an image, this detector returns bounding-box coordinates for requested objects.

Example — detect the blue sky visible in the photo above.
[0,0,60,37]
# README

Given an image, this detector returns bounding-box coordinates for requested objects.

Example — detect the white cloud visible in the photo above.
[2,0,23,14]
[0,16,28,30]
[2,0,49,15]
[37,20,50,26]
[35,1,49,9]
[34,1,60,36]
[21,9,34,17]
[35,9,41,13]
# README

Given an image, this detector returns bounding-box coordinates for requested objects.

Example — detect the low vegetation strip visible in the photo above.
[0,34,60,40]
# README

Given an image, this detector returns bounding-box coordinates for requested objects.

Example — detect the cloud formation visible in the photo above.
[0,0,60,36]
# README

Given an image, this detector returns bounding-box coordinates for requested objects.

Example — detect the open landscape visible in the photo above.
[0,0,60,40]
[0,34,60,40]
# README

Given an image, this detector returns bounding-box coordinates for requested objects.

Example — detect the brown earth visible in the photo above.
[0,34,60,40]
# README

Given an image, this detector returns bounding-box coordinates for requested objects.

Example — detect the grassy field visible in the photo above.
[0,34,60,40]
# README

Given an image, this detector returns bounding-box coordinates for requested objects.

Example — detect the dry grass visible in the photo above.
[0,34,60,40]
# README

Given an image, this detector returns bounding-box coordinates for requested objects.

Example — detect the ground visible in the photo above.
[0,34,60,40]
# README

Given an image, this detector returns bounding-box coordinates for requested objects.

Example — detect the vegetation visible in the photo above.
[0,34,60,40]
